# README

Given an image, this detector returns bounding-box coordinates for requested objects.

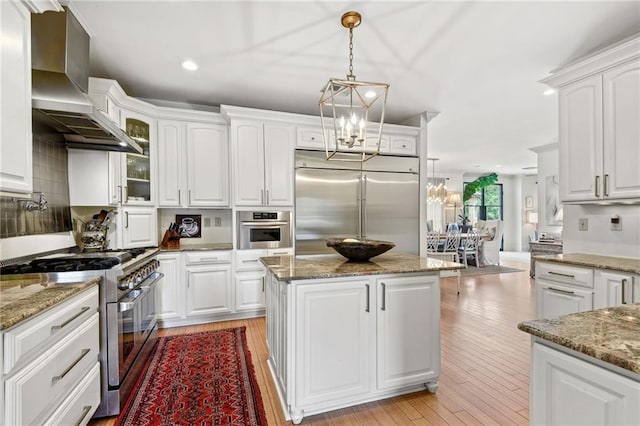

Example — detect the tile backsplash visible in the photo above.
[0,134,71,238]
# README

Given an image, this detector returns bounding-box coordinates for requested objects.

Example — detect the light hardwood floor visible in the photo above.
[90,259,534,425]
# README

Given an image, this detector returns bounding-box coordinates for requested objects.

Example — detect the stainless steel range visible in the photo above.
[1,247,163,418]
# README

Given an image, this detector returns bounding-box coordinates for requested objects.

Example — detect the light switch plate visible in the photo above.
[578,218,588,231]
[215,217,222,227]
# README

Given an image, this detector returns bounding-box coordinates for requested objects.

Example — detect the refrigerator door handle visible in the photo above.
[362,174,367,238]
[357,175,363,237]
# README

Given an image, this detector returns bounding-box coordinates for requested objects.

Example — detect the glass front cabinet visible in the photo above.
[120,110,156,205]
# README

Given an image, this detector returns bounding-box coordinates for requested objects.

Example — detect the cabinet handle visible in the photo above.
[365,284,370,312]
[125,212,129,228]
[188,190,192,205]
[262,277,265,292]
[242,259,258,263]
[52,348,90,382]
[74,405,92,426]
[266,189,270,205]
[271,251,288,255]
[123,186,128,203]
[117,185,122,203]
[548,271,575,278]
[595,176,600,198]
[201,257,218,262]
[547,287,575,296]
[381,282,386,311]
[51,306,90,331]
[604,174,609,197]
[622,279,627,304]
[178,189,182,205]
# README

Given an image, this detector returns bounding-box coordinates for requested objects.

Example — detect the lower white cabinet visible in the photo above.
[186,264,232,316]
[536,261,640,319]
[1,286,100,426]
[156,253,185,320]
[531,341,640,426]
[266,271,440,423]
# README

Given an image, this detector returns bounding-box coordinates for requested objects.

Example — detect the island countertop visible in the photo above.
[518,303,640,376]
[533,253,640,274]
[0,274,100,330]
[260,252,464,281]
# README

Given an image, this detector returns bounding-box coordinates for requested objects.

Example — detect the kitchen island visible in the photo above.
[260,252,463,424]
[518,304,640,425]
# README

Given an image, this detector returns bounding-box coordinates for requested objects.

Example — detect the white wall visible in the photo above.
[532,144,563,238]
[521,175,538,250]
[562,204,640,258]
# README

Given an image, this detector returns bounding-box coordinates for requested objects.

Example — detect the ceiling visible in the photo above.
[68,1,640,175]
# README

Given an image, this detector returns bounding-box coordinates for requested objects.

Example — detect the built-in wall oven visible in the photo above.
[0,248,163,418]
[238,211,292,249]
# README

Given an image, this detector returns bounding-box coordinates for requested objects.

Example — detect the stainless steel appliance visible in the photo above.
[0,248,162,418]
[295,150,419,255]
[237,211,292,249]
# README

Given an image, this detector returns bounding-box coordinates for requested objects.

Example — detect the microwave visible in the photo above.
[237,211,292,250]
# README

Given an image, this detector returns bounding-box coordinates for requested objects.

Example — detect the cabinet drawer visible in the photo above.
[297,127,325,149]
[390,137,416,155]
[4,313,100,426]
[185,250,232,265]
[43,362,100,426]
[536,262,593,288]
[3,286,98,373]
[235,249,267,272]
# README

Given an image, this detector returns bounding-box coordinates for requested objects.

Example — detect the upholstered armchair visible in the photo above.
[475,220,504,265]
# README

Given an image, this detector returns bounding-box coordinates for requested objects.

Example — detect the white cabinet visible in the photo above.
[234,248,293,311]
[376,275,440,390]
[119,109,156,205]
[1,286,100,426]
[266,271,440,423]
[68,149,121,206]
[594,270,638,308]
[231,120,295,206]
[296,126,418,156]
[530,341,640,426]
[0,0,32,194]
[157,120,230,207]
[536,262,594,319]
[157,250,233,327]
[546,37,640,202]
[119,206,157,248]
[156,252,185,320]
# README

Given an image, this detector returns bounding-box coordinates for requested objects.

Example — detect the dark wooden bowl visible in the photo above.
[326,238,395,262]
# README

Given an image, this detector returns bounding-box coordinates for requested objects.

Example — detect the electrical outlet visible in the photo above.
[611,215,621,231]
[203,217,211,228]
[578,218,588,231]
[215,217,222,227]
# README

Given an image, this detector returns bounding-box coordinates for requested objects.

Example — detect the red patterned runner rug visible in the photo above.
[116,327,267,426]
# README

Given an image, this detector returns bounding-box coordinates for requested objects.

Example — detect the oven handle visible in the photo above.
[240,221,289,226]
[119,272,164,312]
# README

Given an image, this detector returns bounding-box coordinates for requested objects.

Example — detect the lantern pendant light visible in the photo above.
[319,11,389,162]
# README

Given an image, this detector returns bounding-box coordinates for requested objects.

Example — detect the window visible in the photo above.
[463,183,503,224]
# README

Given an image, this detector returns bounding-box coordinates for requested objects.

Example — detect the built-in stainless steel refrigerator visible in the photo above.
[295,150,419,255]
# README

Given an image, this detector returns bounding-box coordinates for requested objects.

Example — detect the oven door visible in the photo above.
[239,221,291,249]
[107,272,162,388]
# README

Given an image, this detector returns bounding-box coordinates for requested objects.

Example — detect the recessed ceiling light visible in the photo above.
[543,88,555,96]
[496,165,502,168]
[181,60,198,71]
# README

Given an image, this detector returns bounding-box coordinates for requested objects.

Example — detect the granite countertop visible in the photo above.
[0,275,100,330]
[518,304,640,375]
[260,252,464,282]
[158,242,233,252]
[533,253,640,274]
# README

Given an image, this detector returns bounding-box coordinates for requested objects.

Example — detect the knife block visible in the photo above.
[161,230,181,249]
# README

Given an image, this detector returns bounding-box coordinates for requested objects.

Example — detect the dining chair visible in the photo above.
[426,231,440,253]
[425,231,460,294]
[440,231,461,263]
[458,231,480,268]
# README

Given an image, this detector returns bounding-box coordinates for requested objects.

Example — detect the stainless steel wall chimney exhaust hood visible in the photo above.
[31,8,142,154]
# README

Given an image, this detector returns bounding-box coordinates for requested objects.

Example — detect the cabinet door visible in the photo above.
[68,150,111,206]
[157,120,185,207]
[376,275,440,390]
[536,282,593,319]
[232,121,265,205]
[121,207,157,248]
[295,279,374,407]
[603,60,640,199]
[594,270,635,308]
[186,123,230,206]
[559,75,603,202]
[264,123,295,206]
[156,253,185,320]
[531,342,640,426]
[235,271,266,311]
[186,265,232,316]
[389,135,416,156]
[120,110,155,205]
[0,0,32,194]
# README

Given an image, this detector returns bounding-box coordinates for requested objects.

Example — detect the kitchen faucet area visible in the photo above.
[1,1,639,425]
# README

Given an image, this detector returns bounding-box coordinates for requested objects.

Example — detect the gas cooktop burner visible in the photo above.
[1,257,121,274]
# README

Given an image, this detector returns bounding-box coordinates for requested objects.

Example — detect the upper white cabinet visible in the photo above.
[157,119,230,207]
[119,109,156,205]
[0,0,33,194]
[543,36,640,203]
[231,120,295,206]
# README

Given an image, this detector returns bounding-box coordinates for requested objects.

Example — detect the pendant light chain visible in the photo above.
[347,26,355,81]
